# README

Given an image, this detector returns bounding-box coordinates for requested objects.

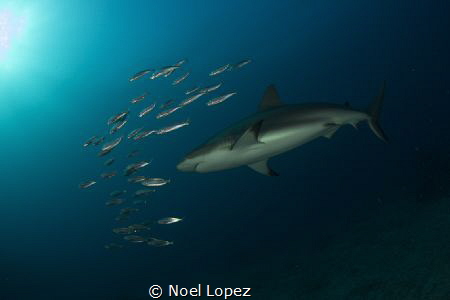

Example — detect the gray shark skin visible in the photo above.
[177,83,387,176]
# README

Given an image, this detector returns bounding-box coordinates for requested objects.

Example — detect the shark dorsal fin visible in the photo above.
[259,85,282,111]
[231,120,264,150]
[248,159,279,176]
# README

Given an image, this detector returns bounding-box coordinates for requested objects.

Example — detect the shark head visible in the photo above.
[176,157,200,172]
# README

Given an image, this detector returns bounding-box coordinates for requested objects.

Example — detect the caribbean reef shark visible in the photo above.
[177,83,387,176]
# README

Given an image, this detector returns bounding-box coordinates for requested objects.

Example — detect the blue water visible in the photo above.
[1,1,449,299]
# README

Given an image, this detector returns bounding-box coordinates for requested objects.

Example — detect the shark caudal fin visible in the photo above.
[367,81,388,143]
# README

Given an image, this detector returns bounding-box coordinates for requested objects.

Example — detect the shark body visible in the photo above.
[177,83,387,176]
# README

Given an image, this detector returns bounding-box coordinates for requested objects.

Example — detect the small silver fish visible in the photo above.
[133,130,156,141]
[79,180,96,189]
[104,158,115,166]
[134,189,155,197]
[141,178,171,187]
[234,59,251,69]
[93,136,104,146]
[185,87,199,95]
[107,111,129,125]
[156,120,190,135]
[160,99,175,109]
[174,58,187,67]
[128,176,147,183]
[128,128,143,139]
[156,106,182,119]
[206,92,237,106]
[131,92,148,104]
[106,198,125,207]
[101,136,123,152]
[124,161,150,176]
[110,120,127,135]
[157,217,183,225]
[129,69,152,82]
[147,237,174,247]
[198,83,222,94]
[172,72,190,85]
[124,235,147,243]
[101,171,117,179]
[139,103,156,118]
[150,66,179,79]
[83,136,98,147]
[209,64,230,76]
[179,92,206,107]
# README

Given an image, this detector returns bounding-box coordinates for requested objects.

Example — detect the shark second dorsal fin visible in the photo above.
[259,85,283,111]
[231,120,264,150]
[248,159,279,176]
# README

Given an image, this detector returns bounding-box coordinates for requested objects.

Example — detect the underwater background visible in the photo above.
[1,0,450,299]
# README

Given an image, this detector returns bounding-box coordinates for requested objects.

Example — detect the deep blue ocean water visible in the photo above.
[1,1,449,299]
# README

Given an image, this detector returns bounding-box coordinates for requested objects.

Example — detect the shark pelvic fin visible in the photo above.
[259,84,283,110]
[231,120,264,150]
[248,159,279,176]
[323,127,339,138]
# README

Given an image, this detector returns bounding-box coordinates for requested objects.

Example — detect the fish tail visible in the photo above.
[367,81,388,143]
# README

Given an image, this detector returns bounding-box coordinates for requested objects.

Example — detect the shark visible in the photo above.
[176,83,387,176]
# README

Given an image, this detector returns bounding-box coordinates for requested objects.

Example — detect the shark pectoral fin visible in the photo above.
[323,127,339,139]
[259,85,283,111]
[248,159,279,176]
[231,120,264,150]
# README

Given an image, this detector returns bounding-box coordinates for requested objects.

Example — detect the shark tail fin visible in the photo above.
[367,81,388,143]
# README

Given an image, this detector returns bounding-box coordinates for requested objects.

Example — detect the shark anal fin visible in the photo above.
[248,159,279,176]
[231,120,264,150]
[259,85,283,111]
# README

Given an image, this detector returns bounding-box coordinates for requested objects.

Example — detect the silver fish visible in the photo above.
[79,180,96,189]
[172,72,190,85]
[147,237,174,247]
[101,136,123,152]
[128,128,143,139]
[156,106,182,119]
[106,198,125,207]
[83,136,98,147]
[174,58,187,67]
[131,92,148,104]
[157,217,183,225]
[124,235,147,243]
[129,69,152,82]
[107,111,129,125]
[185,87,199,95]
[128,176,147,183]
[101,171,117,179]
[206,92,237,106]
[134,189,155,197]
[198,83,222,94]
[150,66,179,79]
[156,120,190,135]
[209,64,230,76]
[110,120,127,135]
[141,178,171,187]
[179,93,206,107]
[234,59,251,69]
[160,99,175,110]
[139,103,156,118]
[104,158,115,166]
[124,161,150,176]
[133,130,156,141]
